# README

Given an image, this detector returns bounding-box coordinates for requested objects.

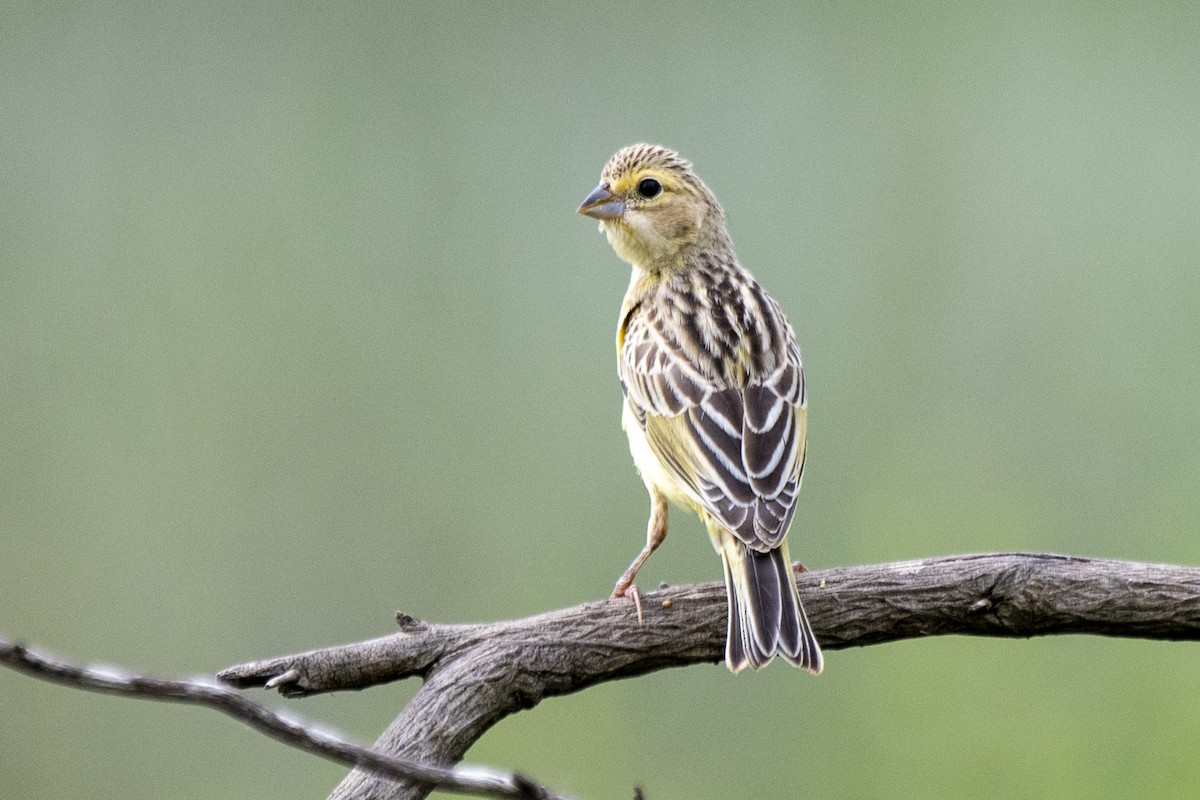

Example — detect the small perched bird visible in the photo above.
[578,144,822,674]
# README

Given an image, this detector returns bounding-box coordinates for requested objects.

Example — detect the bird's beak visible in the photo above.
[577,183,624,220]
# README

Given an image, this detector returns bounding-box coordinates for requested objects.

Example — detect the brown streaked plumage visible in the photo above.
[578,144,822,674]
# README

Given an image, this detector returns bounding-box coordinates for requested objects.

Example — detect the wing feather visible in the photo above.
[619,288,807,551]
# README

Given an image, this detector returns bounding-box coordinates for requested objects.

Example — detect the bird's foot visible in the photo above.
[611,579,645,625]
[791,561,809,573]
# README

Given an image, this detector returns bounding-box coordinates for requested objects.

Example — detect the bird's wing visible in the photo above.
[620,299,807,551]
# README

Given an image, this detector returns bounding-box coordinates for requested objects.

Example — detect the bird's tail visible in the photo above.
[718,534,822,675]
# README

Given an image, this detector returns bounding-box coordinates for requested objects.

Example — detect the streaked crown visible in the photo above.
[601,144,697,186]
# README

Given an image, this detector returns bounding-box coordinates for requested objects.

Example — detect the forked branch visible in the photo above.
[218,553,1200,800]
[6,554,1199,800]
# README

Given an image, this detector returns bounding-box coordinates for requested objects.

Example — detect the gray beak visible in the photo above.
[577,183,625,220]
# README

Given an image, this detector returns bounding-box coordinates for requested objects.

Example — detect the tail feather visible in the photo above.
[720,538,822,675]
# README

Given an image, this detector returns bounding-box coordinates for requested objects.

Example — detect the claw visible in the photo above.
[629,584,644,625]
[611,580,645,625]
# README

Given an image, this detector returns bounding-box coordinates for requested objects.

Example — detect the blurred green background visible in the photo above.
[3,2,1199,798]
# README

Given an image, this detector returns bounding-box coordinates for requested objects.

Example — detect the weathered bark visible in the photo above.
[218,553,1200,800]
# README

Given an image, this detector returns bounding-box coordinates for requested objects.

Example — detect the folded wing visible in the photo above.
[620,300,807,551]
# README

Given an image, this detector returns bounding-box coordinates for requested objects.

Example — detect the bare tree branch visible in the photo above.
[0,638,577,800]
[218,553,1200,800]
[7,554,1199,800]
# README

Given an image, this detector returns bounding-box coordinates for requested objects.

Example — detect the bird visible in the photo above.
[577,143,822,674]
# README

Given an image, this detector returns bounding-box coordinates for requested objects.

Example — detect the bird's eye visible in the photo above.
[636,178,662,199]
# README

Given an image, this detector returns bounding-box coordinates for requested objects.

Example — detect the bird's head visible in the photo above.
[578,144,728,271]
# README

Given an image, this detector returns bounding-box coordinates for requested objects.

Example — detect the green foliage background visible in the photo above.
[3,3,1199,798]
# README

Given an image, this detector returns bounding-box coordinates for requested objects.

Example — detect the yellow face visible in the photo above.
[578,146,714,270]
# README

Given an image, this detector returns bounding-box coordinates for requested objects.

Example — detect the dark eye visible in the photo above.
[636,177,662,199]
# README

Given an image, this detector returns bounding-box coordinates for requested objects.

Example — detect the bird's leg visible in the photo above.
[611,491,669,624]
[612,491,669,597]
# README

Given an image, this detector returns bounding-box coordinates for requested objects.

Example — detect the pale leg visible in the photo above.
[611,490,669,622]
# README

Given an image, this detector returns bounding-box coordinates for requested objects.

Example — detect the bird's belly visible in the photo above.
[621,402,696,510]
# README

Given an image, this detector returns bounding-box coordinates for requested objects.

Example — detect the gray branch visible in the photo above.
[0,639,575,800]
[218,553,1200,800]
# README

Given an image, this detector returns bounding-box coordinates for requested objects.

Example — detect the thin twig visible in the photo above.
[0,638,577,800]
